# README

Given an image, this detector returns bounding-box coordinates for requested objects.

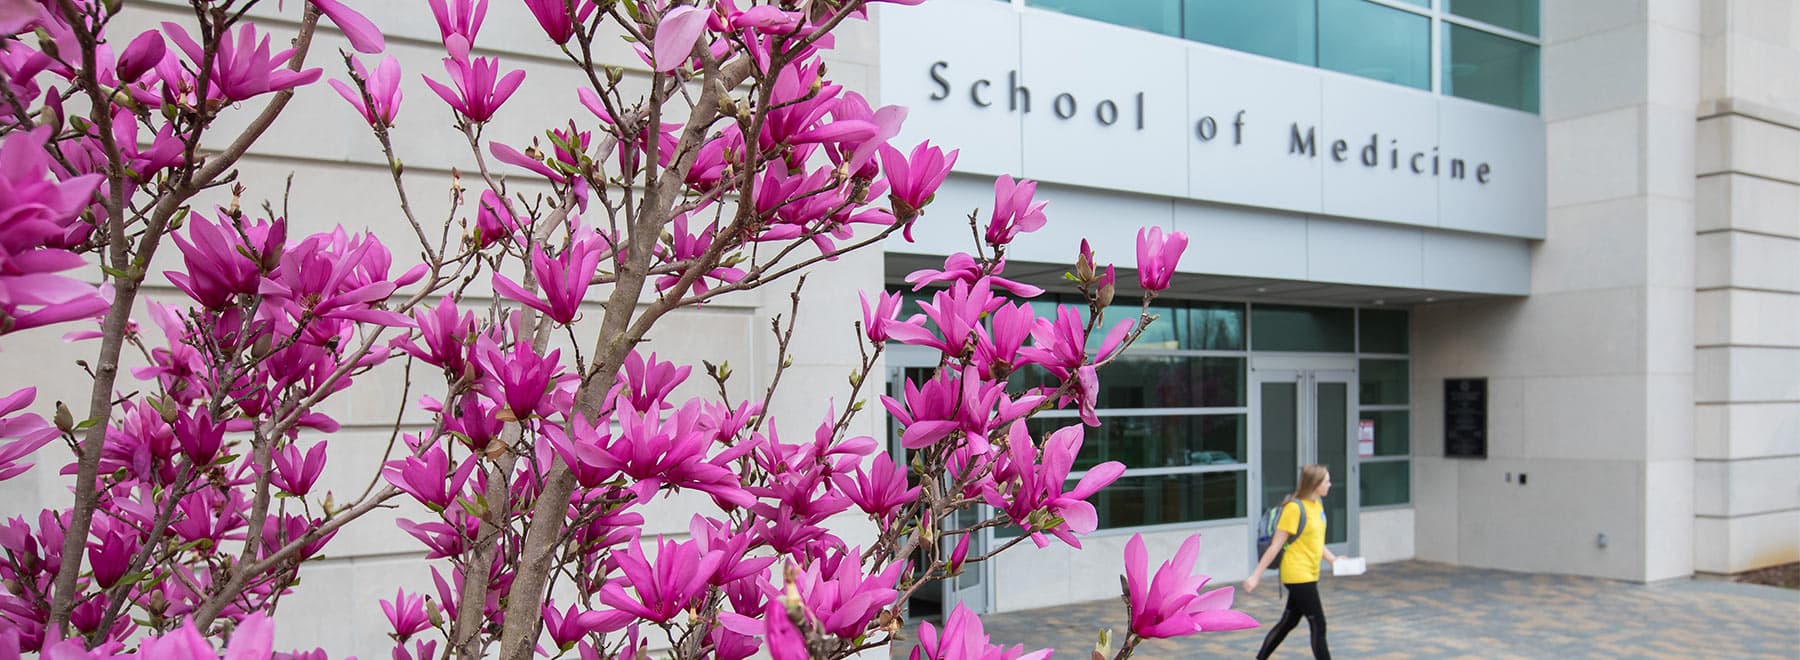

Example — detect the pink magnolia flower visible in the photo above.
[115,30,166,82]
[393,295,475,376]
[903,252,1043,298]
[427,0,487,57]
[598,536,723,622]
[329,55,403,127]
[833,452,919,524]
[422,55,524,123]
[612,351,689,412]
[310,0,385,54]
[984,421,1125,549]
[381,588,430,641]
[490,227,604,325]
[985,175,1048,247]
[880,140,957,238]
[174,409,225,466]
[166,211,280,310]
[542,600,632,649]
[689,515,777,587]
[859,290,918,344]
[604,401,755,508]
[0,128,106,334]
[1135,226,1188,291]
[475,338,564,420]
[826,91,906,176]
[471,189,521,247]
[270,441,327,497]
[1124,533,1258,638]
[382,445,477,511]
[0,0,43,36]
[539,412,619,488]
[787,554,903,639]
[910,603,1051,660]
[0,388,55,482]
[162,22,323,101]
[523,0,596,45]
[652,5,710,72]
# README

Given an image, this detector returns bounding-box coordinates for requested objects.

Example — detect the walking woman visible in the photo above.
[1245,464,1337,659]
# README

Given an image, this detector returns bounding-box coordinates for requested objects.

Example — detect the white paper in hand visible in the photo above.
[1331,557,1366,576]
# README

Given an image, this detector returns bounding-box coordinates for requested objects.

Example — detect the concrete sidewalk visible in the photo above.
[890,561,1800,659]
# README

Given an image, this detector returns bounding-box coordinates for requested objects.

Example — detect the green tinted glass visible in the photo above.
[1185,0,1318,66]
[1186,301,1247,350]
[1085,472,1247,528]
[1360,410,1410,456]
[1444,24,1539,112]
[1359,359,1410,405]
[1028,0,1183,37]
[1319,0,1431,90]
[1093,356,1245,408]
[1360,460,1411,506]
[1445,0,1539,36]
[1252,304,1355,352]
[1359,308,1410,353]
[1029,414,1247,471]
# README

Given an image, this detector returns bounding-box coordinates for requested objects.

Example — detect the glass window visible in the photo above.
[1186,301,1246,350]
[1360,460,1411,506]
[1091,356,1245,409]
[1444,24,1540,112]
[1029,0,1182,37]
[1105,303,1181,351]
[1359,308,1409,353]
[1445,0,1539,36]
[1319,0,1431,90]
[1359,359,1409,405]
[1029,414,1247,471]
[1359,410,1410,456]
[1085,472,1247,528]
[1185,0,1318,66]
[1252,304,1355,352]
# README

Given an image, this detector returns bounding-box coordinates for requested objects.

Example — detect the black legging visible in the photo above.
[1255,581,1330,659]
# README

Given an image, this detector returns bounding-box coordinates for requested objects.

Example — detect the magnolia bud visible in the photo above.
[53,402,74,433]
[1096,281,1115,309]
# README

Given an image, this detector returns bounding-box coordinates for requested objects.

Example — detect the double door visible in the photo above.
[1254,358,1357,567]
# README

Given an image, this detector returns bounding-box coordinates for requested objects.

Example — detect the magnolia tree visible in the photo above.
[0,0,1255,658]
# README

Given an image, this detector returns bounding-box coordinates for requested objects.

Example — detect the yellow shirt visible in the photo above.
[1277,498,1327,584]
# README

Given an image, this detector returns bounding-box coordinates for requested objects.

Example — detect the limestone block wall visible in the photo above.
[1692,0,1800,576]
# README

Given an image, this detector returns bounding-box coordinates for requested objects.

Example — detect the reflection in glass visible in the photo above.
[1094,356,1245,409]
[1359,359,1410,406]
[1084,472,1247,528]
[1187,302,1247,350]
[1260,381,1299,511]
[1360,410,1410,456]
[1360,459,1411,506]
[1444,23,1539,112]
[1319,0,1431,90]
[1252,304,1355,352]
[1185,0,1318,66]
[1315,381,1349,545]
[1028,0,1183,37]
[1029,414,1247,471]
[1359,308,1409,354]
[1445,0,1539,36]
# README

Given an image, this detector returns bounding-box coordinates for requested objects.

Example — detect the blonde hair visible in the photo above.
[1292,464,1329,500]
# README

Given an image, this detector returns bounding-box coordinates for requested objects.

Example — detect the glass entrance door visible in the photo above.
[1254,364,1357,571]
[886,358,991,616]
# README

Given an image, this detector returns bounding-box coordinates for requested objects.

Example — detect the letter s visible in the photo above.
[929,61,950,101]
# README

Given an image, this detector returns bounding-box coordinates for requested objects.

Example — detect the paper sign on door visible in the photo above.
[1358,419,1375,457]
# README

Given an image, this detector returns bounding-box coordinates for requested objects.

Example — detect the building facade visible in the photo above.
[0,0,1793,655]
[874,0,1799,614]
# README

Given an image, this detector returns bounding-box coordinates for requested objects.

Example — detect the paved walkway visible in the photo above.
[891,561,1800,659]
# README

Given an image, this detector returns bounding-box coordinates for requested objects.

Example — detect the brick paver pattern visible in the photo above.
[888,561,1800,659]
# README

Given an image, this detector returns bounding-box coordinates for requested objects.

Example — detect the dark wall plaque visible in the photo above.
[1444,378,1487,458]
